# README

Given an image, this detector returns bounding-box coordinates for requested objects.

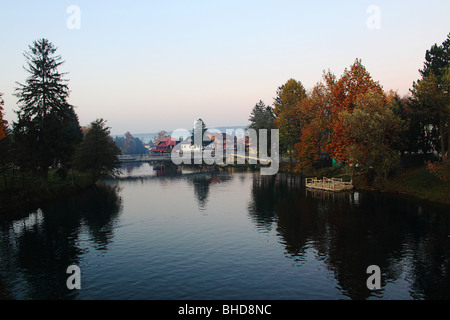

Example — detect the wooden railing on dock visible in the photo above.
[305,177,353,192]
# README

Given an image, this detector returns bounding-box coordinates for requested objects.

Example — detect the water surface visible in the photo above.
[0,163,449,300]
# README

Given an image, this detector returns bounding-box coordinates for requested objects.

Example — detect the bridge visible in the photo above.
[117,154,289,164]
[118,154,175,162]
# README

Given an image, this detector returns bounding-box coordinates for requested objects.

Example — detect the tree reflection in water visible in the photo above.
[248,173,450,300]
[188,171,232,211]
[0,184,122,300]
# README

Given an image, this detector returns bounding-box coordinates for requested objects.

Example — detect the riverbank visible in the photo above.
[0,170,92,215]
[279,162,450,205]
[384,166,450,205]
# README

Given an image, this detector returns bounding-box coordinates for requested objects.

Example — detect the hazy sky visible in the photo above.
[1,1,449,135]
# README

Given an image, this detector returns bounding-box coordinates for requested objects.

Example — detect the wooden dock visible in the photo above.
[305,177,353,192]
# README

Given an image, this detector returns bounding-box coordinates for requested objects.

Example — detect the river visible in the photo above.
[0,162,449,300]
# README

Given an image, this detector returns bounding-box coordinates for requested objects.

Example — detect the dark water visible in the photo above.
[1,162,449,300]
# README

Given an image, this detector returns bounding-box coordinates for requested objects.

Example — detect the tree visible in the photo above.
[0,93,7,140]
[294,123,322,174]
[72,119,121,185]
[420,33,450,79]
[412,72,449,159]
[191,118,210,148]
[326,59,384,163]
[115,132,147,155]
[341,89,404,187]
[13,38,82,186]
[294,73,335,173]
[388,93,425,155]
[273,79,307,158]
[153,130,168,144]
[249,100,275,131]
[249,100,275,153]
[0,127,14,191]
[411,34,450,159]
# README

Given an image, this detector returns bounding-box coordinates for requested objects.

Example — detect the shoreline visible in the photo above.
[278,163,450,206]
[1,164,448,216]
[0,183,91,216]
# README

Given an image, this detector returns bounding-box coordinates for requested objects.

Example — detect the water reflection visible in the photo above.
[117,162,234,211]
[248,174,450,299]
[187,172,232,211]
[1,166,449,300]
[0,185,122,300]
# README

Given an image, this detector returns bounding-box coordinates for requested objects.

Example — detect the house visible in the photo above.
[179,136,202,153]
[206,132,237,153]
[152,137,180,154]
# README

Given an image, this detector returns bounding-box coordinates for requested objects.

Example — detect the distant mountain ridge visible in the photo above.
[114,125,248,143]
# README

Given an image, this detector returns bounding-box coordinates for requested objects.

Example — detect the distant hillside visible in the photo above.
[115,125,248,143]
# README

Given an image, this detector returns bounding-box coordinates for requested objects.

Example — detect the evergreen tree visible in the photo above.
[420,33,450,79]
[249,100,275,153]
[191,119,210,148]
[248,100,275,131]
[411,33,450,159]
[72,119,121,184]
[13,39,82,186]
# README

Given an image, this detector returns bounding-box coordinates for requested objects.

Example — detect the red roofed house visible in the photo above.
[152,137,180,154]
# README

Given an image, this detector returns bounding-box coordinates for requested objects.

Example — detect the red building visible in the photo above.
[152,137,179,154]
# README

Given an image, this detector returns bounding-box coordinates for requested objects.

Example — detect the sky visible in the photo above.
[1,1,449,135]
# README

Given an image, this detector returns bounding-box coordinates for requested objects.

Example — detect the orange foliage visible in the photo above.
[293,72,335,172]
[427,159,450,182]
[294,124,321,173]
[292,60,386,170]
[326,59,384,163]
[0,93,8,140]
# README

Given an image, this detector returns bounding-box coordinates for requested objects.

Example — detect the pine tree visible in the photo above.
[249,100,275,131]
[13,39,82,186]
[249,100,275,154]
[191,119,210,148]
[412,33,450,159]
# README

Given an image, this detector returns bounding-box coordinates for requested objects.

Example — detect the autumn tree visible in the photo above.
[0,93,7,140]
[326,59,384,163]
[273,78,307,159]
[294,72,336,173]
[13,39,82,186]
[341,89,404,187]
[0,127,14,191]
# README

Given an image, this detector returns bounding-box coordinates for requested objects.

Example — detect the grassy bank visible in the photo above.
[0,170,92,214]
[384,166,450,205]
[280,162,449,205]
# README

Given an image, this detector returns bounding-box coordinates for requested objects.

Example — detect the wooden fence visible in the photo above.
[305,177,353,192]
